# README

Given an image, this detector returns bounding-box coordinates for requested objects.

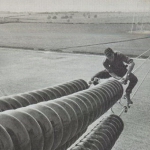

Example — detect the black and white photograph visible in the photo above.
[0,0,150,150]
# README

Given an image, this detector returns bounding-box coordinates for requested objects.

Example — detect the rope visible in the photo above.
[68,117,106,150]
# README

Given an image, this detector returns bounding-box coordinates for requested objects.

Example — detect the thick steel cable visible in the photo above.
[68,117,107,150]
[67,120,102,150]
[68,114,124,150]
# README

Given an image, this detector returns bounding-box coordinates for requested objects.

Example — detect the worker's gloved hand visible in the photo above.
[88,80,93,85]
[88,77,100,86]
[93,77,99,85]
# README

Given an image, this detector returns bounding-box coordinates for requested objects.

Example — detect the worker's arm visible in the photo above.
[123,61,135,80]
[118,52,135,83]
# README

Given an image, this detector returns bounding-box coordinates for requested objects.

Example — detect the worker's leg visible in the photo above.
[125,73,138,104]
[90,70,111,85]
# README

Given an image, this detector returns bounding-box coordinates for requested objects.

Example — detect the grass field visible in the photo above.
[0,11,150,58]
[0,23,150,58]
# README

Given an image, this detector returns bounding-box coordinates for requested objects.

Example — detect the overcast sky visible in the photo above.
[0,0,150,12]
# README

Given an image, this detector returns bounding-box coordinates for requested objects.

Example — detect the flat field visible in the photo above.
[0,11,150,57]
[0,23,150,57]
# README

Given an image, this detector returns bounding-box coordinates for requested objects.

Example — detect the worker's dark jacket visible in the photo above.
[103,52,133,77]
